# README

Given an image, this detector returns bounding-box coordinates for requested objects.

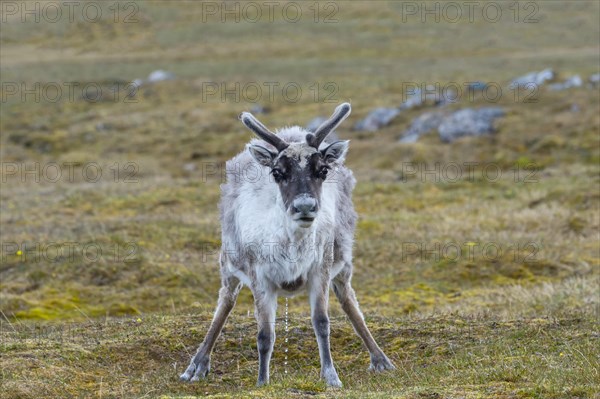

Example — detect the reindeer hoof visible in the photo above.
[322,368,343,388]
[327,378,343,388]
[180,356,210,382]
[256,378,269,387]
[369,354,396,372]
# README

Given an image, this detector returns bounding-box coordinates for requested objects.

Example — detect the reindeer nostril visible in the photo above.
[293,198,317,215]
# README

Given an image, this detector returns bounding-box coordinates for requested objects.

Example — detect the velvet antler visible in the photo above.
[306,103,352,148]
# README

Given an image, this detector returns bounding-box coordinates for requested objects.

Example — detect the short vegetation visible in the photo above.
[1,2,598,398]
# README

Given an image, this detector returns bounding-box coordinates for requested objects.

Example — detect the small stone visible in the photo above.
[353,107,400,131]
[548,75,583,91]
[95,122,113,131]
[131,79,144,88]
[399,111,445,143]
[147,70,175,83]
[466,81,488,91]
[438,107,505,143]
[436,88,457,107]
[183,163,196,172]
[400,88,424,110]
[399,134,419,144]
[400,85,456,110]
[250,105,269,114]
[510,68,555,89]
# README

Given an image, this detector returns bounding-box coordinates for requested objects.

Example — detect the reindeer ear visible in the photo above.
[248,144,277,167]
[321,140,349,164]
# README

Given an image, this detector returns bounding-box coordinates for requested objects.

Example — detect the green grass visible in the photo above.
[1,309,598,398]
[1,1,599,398]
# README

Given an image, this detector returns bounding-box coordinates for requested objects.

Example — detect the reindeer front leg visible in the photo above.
[252,287,277,386]
[308,273,342,387]
[180,275,241,381]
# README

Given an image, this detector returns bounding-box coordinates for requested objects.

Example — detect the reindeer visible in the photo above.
[180,103,395,387]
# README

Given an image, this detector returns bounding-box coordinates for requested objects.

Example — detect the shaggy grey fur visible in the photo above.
[180,104,395,387]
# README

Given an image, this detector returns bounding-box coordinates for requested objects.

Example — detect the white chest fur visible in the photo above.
[229,175,338,291]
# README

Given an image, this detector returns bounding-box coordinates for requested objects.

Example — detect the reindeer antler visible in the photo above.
[306,103,352,148]
[239,112,289,152]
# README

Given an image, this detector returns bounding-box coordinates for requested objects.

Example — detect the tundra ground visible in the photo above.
[1,2,599,398]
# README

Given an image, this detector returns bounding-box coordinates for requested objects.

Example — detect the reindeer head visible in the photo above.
[239,103,352,228]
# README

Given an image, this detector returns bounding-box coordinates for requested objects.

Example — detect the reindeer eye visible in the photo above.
[318,166,329,179]
[271,169,284,182]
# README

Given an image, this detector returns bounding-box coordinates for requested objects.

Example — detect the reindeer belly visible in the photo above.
[279,275,305,291]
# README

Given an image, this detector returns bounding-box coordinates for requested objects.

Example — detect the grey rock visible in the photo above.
[95,122,113,131]
[510,68,555,89]
[147,70,175,83]
[183,162,196,172]
[127,79,144,97]
[589,73,600,85]
[400,88,424,110]
[400,107,504,143]
[250,105,269,114]
[128,70,174,95]
[399,134,420,143]
[131,78,144,88]
[399,111,445,143]
[400,85,456,110]
[437,88,457,107]
[353,107,400,131]
[475,107,506,119]
[548,75,583,91]
[438,107,505,143]
[466,81,488,91]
